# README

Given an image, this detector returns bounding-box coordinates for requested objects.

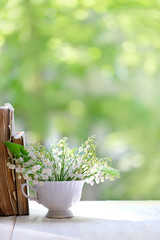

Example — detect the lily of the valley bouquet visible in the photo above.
[5,136,120,186]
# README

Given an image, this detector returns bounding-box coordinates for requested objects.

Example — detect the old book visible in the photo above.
[0,104,29,216]
[0,106,18,215]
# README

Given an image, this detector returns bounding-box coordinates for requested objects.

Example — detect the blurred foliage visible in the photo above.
[0,0,160,200]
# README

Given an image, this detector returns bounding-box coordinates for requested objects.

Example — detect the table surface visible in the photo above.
[1,201,160,240]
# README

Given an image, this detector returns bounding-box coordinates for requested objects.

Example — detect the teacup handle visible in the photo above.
[21,183,39,203]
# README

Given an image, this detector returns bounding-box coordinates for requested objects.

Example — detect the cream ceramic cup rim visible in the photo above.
[34,180,85,183]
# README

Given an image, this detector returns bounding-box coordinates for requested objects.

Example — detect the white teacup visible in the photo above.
[21,180,85,218]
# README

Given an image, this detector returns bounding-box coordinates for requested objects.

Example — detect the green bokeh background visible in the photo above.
[1,0,160,200]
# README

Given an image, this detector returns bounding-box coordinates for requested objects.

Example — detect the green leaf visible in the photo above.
[4,141,21,158]
[23,156,31,162]
[102,166,120,178]
[70,148,78,154]
[4,141,29,159]
[20,145,29,156]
